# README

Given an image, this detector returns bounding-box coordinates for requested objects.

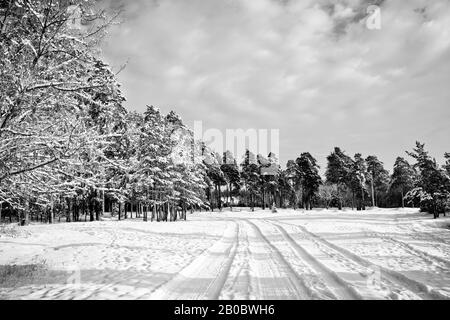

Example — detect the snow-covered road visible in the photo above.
[1,208,449,300]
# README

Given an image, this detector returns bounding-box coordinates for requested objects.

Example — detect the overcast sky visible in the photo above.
[100,0,450,171]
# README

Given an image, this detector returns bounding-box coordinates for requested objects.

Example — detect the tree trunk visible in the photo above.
[217,185,222,211]
[102,190,105,217]
[95,200,100,221]
[24,209,29,226]
[89,201,94,221]
[401,190,405,208]
[49,199,54,224]
[433,201,438,219]
[375,191,378,207]
[209,187,214,212]
[371,178,375,207]
[66,199,72,223]
[130,203,134,219]
[279,191,282,208]
[95,209,99,221]
[73,201,79,222]
[229,183,233,210]
[351,191,355,210]
[166,202,170,222]
[361,186,365,210]
[163,203,166,221]
[262,187,265,210]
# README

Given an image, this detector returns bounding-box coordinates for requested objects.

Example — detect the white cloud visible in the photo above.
[101,0,450,169]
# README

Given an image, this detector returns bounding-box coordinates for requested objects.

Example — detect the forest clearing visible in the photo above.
[1,208,449,300]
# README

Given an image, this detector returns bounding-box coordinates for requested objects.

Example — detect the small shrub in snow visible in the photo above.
[0,225,30,239]
[0,263,47,288]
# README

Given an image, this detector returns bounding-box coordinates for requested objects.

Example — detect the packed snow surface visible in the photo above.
[1,208,449,300]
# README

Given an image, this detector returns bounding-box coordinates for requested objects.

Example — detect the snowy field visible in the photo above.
[1,208,449,300]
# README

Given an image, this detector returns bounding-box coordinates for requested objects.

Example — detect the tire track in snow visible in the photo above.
[368,232,450,271]
[243,219,314,299]
[147,221,239,300]
[263,220,362,300]
[265,220,418,300]
[396,222,450,248]
[275,220,448,300]
[219,220,253,300]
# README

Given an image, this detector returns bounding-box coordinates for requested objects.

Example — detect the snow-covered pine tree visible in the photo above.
[325,148,353,210]
[240,150,260,211]
[390,157,416,208]
[296,153,322,210]
[405,142,450,218]
[0,0,125,224]
[349,153,368,210]
[221,151,240,210]
[366,155,389,207]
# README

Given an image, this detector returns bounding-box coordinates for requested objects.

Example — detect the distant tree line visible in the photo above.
[202,143,449,219]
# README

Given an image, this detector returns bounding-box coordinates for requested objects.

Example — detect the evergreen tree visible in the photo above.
[349,153,368,210]
[0,0,123,224]
[241,150,260,211]
[167,111,207,218]
[267,152,281,208]
[295,153,322,210]
[366,155,389,207]
[221,151,240,210]
[405,142,450,217]
[257,154,270,209]
[277,170,294,209]
[390,157,415,208]
[204,150,225,211]
[325,147,353,209]
[444,153,450,177]
[285,159,302,209]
